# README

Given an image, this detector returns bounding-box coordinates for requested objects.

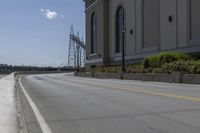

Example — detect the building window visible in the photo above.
[91,13,97,54]
[116,6,125,54]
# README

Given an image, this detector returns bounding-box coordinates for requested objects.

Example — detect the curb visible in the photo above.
[15,77,28,133]
[0,73,18,133]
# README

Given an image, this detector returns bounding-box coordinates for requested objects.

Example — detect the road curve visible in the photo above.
[19,73,200,133]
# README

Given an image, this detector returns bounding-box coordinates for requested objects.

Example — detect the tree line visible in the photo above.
[0,64,74,74]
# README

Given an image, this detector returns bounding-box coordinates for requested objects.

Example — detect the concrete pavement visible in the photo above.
[0,73,17,133]
[0,75,6,79]
[19,73,200,133]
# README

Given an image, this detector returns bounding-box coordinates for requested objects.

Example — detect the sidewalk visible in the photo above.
[0,73,17,133]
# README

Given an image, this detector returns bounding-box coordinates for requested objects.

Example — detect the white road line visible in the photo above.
[19,77,53,133]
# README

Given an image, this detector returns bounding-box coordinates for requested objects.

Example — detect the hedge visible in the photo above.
[161,60,200,74]
[87,52,200,74]
[143,52,191,68]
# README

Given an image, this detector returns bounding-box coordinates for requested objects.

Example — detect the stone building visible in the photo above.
[83,0,200,68]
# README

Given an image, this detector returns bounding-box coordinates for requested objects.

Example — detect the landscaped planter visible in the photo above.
[75,72,200,84]
[104,73,122,79]
[123,73,180,83]
[75,72,92,77]
[182,74,200,84]
[94,73,105,78]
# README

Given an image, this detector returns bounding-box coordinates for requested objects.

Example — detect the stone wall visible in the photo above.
[76,72,200,85]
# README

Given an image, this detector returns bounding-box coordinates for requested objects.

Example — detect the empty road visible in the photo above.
[19,73,200,133]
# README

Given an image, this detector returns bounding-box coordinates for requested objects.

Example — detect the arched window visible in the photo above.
[116,6,125,53]
[91,13,97,54]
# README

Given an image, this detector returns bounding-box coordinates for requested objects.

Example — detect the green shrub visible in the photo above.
[94,65,145,73]
[126,64,145,73]
[161,60,200,74]
[79,68,86,73]
[161,61,188,73]
[158,52,190,64]
[190,53,200,60]
[90,65,97,72]
[187,60,200,74]
[143,57,150,69]
[104,66,121,73]
[143,52,191,69]
[145,68,153,73]
[152,68,168,74]
[143,55,160,68]
[95,66,105,73]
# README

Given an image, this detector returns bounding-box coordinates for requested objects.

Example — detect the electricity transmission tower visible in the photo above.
[68,25,86,68]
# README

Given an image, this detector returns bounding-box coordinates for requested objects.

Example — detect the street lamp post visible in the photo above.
[121,27,126,73]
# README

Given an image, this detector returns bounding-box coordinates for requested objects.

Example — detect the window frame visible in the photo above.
[91,12,97,54]
[115,6,125,54]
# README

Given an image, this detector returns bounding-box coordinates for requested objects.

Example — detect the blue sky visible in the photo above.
[0,0,85,67]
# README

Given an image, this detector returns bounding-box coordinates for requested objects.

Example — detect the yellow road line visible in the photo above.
[125,88,200,102]
[67,78,200,102]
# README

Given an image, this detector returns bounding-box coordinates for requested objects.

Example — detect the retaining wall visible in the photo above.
[75,72,200,84]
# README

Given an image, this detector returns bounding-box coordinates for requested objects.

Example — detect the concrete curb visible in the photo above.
[15,78,28,133]
[15,76,29,133]
[15,74,49,133]
[0,73,18,133]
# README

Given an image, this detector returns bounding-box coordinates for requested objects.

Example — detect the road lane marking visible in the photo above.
[19,77,53,133]
[125,88,200,102]
[66,78,200,102]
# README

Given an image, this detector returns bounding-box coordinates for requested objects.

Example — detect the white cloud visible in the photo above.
[46,10,58,19]
[40,9,58,20]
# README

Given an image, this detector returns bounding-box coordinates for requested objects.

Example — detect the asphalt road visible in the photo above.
[20,73,200,133]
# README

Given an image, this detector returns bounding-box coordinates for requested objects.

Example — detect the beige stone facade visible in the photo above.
[84,0,200,68]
